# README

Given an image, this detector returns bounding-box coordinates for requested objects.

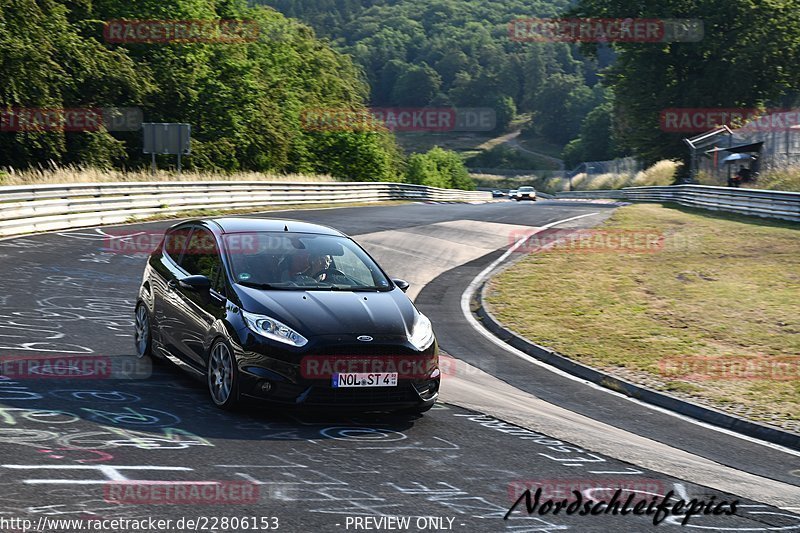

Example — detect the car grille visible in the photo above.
[310,344,421,357]
[303,384,421,405]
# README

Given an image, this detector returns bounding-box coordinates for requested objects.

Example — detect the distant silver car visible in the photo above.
[515,186,537,201]
[508,189,518,200]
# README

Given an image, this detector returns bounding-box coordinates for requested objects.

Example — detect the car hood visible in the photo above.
[234,286,418,338]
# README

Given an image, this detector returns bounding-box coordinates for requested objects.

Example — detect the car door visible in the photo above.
[172,226,227,368]
[151,224,193,357]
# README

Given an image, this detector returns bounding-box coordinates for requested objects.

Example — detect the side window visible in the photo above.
[179,228,224,292]
[162,226,192,263]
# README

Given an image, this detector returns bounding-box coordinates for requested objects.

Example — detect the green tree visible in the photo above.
[260,0,592,118]
[492,95,516,133]
[391,64,441,106]
[1,0,403,176]
[0,0,150,167]
[532,74,600,145]
[571,0,800,165]
[306,130,402,182]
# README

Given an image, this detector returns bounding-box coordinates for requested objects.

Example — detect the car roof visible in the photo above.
[196,217,346,237]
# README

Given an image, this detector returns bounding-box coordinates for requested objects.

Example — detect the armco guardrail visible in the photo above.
[556,185,800,222]
[0,181,490,237]
[553,190,626,199]
[623,185,800,221]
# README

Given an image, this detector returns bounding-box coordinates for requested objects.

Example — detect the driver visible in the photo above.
[299,253,333,282]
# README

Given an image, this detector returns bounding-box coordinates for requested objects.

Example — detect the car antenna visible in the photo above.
[284,224,288,231]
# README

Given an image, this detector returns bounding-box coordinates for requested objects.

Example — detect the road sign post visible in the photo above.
[143,123,191,174]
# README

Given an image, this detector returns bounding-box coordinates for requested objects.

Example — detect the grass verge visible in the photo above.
[485,203,800,430]
[0,166,335,185]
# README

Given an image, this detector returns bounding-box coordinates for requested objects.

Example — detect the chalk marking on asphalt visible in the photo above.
[674,482,690,500]
[460,212,800,459]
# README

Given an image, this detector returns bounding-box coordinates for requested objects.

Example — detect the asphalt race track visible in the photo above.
[0,200,798,532]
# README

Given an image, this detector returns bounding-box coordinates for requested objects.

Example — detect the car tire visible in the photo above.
[207,339,240,410]
[134,302,153,359]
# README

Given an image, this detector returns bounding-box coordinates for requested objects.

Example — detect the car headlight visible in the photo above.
[242,310,308,347]
[408,312,434,351]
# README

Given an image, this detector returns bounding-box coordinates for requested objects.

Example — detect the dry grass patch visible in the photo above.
[0,166,335,186]
[565,160,681,192]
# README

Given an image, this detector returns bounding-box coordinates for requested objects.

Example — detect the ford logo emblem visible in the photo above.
[357,335,373,342]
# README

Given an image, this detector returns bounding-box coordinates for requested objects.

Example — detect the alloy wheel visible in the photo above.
[134,305,150,358]
[208,342,235,406]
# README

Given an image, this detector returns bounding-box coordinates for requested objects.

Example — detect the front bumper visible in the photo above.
[235,333,439,410]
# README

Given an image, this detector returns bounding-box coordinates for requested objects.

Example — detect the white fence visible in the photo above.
[555,185,800,222]
[0,181,490,237]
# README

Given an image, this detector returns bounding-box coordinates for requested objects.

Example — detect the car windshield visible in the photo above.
[519,187,534,192]
[223,232,392,291]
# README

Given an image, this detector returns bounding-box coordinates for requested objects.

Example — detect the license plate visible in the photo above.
[332,372,398,388]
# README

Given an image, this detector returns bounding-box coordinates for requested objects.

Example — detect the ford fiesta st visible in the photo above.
[134,218,439,414]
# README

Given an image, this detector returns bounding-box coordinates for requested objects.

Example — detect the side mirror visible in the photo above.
[392,279,410,292]
[178,275,211,292]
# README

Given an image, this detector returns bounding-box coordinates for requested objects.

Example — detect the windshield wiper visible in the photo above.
[309,285,388,291]
[237,281,279,290]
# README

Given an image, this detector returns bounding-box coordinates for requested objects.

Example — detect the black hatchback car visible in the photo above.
[134,218,440,413]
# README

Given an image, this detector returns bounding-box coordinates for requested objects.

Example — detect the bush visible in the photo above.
[630,160,681,187]
[541,176,567,193]
[695,170,722,186]
[307,132,402,182]
[585,172,631,190]
[567,160,681,191]
[405,147,475,190]
[749,168,800,191]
